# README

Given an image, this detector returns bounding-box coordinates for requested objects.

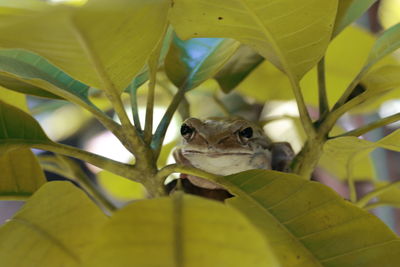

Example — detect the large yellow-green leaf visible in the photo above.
[236,26,397,111]
[333,0,377,37]
[0,49,90,100]
[165,36,240,91]
[0,148,46,200]
[83,194,278,267]
[0,181,108,267]
[320,129,400,181]
[0,100,50,154]
[170,0,338,82]
[0,0,169,92]
[217,170,400,266]
[0,85,28,112]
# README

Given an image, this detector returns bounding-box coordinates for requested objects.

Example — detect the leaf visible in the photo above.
[170,0,338,82]
[320,129,400,181]
[214,45,264,93]
[97,170,145,201]
[0,181,108,267]
[0,0,170,92]
[83,193,278,267]
[0,49,90,101]
[333,0,377,37]
[365,23,400,69]
[165,36,240,91]
[379,0,400,29]
[0,148,46,200]
[217,170,400,266]
[0,75,61,99]
[0,85,28,112]
[0,99,50,154]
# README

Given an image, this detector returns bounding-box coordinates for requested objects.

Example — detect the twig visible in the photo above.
[356,180,400,208]
[317,57,329,118]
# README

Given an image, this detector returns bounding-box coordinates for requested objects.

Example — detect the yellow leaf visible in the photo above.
[0,181,108,267]
[379,0,400,29]
[83,194,278,267]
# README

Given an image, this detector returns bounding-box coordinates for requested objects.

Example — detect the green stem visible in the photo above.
[129,82,143,132]
[291,137,325,179]
[364,202,400,210]
[33,142,142,183]
[212,91,230,116]
[289,79,316,138]
[335,112,400,138]
[332,70,367,110]
[152,88,186,157]
[356,180,400,208]
[156,164,220,185]
[317,57,329,118]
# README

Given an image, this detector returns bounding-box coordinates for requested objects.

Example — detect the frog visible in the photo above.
[169,117,294,201]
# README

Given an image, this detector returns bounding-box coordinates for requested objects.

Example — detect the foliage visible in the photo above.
[0,0,400,266]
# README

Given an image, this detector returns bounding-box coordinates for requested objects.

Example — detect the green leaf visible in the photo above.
[0,0,170,92]
[0,86,28,112]
[170,0,338,82]
[217,170,400,266]
[320,129,400,181]
[83,193,278,267]
[365,23,400,69]
[0,148,46,200]
[0,49,89,101]
[333,0,377,37]
[165,36,240,91]
[0,181,108,267]
[214,45,264,93]
[0,99,50,154]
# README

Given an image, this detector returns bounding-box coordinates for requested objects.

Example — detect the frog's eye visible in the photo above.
[180,123,194,138]
[239,127,253,138]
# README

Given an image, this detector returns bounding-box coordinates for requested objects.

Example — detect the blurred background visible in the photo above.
[1,0,400,235]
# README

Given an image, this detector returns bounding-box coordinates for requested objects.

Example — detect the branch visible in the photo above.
[33,142,143,183]
[356,180,400,208]
[151,88,186,156]
[334,112,400,138]
[317,57,329,118]
[129,82,143,132]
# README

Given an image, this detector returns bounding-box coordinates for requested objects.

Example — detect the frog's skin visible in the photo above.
[173,117,294,195]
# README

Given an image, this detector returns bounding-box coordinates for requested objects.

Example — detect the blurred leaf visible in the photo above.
[0,86,28,112]
[0,0,169,92]
[0,148,46,200]
[237,26,397,111]
[0,49,90,101]
[214,45,264,93]
[97,170,145,201]
[365,23,400,69]
[374,181,400,207]
[320,129,400,181]
[333,0,377,37]
[0,100,50,154]
[170,0,338,82]
[0,181,107,267]
[157,139,177,168]
[83,193,278,267]
[217,170,400,266]
[379,0,400,29]
[165,36,240,91]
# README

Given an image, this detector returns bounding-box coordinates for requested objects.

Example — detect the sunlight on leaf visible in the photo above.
[170,0,338,82]
[0,148,46,200]
[0,181,107,267]
[0,0,169,92]
[217,170,400,267]
[83,193,278,267]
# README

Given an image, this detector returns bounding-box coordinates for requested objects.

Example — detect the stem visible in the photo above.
[289,79,316,137]
[33,142,143,183]
[156,164,220,185]
[364,202,400,210]
[356,180,400,208]
[129,82,143,132]
[332,70,367,110]
[151,88,186,156]
[212,91,230,116]
[291,137,325,179]
[335,112,400,137]
[317,57,329,118]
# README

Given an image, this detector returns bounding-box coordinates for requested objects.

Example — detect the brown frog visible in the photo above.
[169,117,294,201]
